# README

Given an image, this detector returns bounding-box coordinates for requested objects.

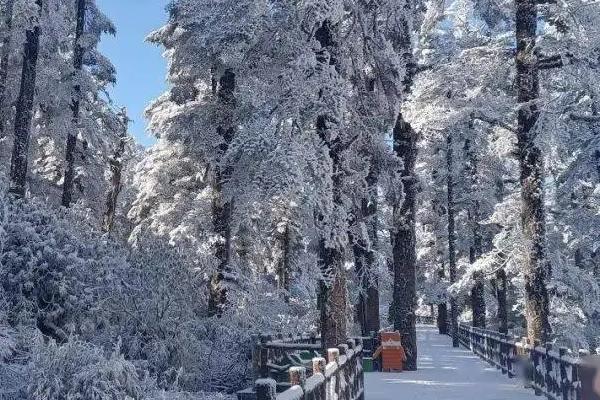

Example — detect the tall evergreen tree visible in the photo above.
[9,0,42,197]
[61,0,86,207]
[515,0,551,343]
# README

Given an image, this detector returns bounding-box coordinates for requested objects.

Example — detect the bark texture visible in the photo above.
[354,163,380,336]
[61,0,86,207]
[102,111,127,233]
[437,303,448,335]
[0,0,15,135]
[446,133,459,347]
[208,69,236,317]
[388,0,419,370]
[515,0,551,343]
[314,20,348,350]
[495,268,508,334]
[9,0,42,198]
[464,138,486,328]
[277,224,292,302]
[391,113,418,370]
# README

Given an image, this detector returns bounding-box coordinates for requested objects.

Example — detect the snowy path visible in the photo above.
[365,325,537,400]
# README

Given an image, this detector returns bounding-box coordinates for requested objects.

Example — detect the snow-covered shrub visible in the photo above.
[0,196,126,342]
[101,233,315,393]
[27,338,142,399]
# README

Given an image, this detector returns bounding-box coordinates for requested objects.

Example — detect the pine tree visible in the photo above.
[516,0,551,343]
[390,0,419,371]
[446,131,459,348]
[61,0,86,207]
[9,0,42,197]
[0,0,15,135]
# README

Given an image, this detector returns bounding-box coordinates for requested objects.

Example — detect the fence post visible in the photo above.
[558,347,569,400]
[545,343,553,396]
[290,366,307,386]
[255,378,277,400]
[328,348,340,364]
[313,357,327,374]
[258,335,270,379]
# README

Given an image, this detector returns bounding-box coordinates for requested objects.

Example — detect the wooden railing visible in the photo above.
[238,335,364,400]
[457,323,600,400]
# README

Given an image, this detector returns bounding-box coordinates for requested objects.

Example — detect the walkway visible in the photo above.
[365,325,537,400]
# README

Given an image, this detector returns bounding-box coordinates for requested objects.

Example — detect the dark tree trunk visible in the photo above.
[495,268,508,334]
[464,137,486,328]
[354,163,380,336]
[470,272,486,328]
[277,224,292,302]
[437,303,448,334]
[318,244,348,351]
[437,266,449,334]
[388,0,419,370]
[314,20,348,350]
[516,0,551,343]
[102,110,128,233]
[391,113,418,370]
[61,0,86,207]
[208,69,236,318]
[446,133,459,347]
[0,0,15,136]
[9,0,42,198]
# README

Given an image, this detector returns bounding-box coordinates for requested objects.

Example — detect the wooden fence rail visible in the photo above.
[458,323,600,400]
[239,336,364,400]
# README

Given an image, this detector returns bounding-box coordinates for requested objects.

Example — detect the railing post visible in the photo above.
[559,347,569,400]
[545,343,553,396]
[532,340,541,395]
[258,335,270,379]
[328,348,340,364]
[255,378,277,400]
[290,366,307,387]
[313,357,327,374]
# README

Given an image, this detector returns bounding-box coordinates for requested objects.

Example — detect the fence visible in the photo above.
[238,335,364,400]
[457,323,600,400]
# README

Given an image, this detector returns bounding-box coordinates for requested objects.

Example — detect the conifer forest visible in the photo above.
[0,0,598,398]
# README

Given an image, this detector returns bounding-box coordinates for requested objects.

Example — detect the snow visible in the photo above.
[276,385,303,400]
[365,326,538,400]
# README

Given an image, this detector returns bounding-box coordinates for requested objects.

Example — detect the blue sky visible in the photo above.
[97,0,170,147]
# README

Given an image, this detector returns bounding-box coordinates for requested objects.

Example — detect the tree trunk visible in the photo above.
[391,113,418,370]
[318,244,348,351]
[102,110,128,233]
[9,0,42,198]
[61,0,86,207]
[495,268,508,334]
[208,69,235,318]
[446,133,459,347]
[437,303,448,334]
[464,137,486,328]
[515,0,551,343]
[277,223,292,302]
[354,162,380,336]
[314,19,348,350]
[437,265,449,334]
[0,0,15,136]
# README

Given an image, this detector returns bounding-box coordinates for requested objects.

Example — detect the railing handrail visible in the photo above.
[239,337,365,400]
[457,322,599,400]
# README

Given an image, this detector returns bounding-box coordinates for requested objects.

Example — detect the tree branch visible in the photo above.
[472,112,516,133]
[569,113,600,122]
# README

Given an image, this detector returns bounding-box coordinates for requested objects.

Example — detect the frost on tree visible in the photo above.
[9,0,42,197]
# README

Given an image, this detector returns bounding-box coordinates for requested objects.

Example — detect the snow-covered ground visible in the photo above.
[365,325,537,400]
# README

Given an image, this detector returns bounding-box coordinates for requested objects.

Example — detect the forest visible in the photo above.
[0,0,598,398]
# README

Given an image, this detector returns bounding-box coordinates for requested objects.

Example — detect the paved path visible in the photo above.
[365,325,537,400]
